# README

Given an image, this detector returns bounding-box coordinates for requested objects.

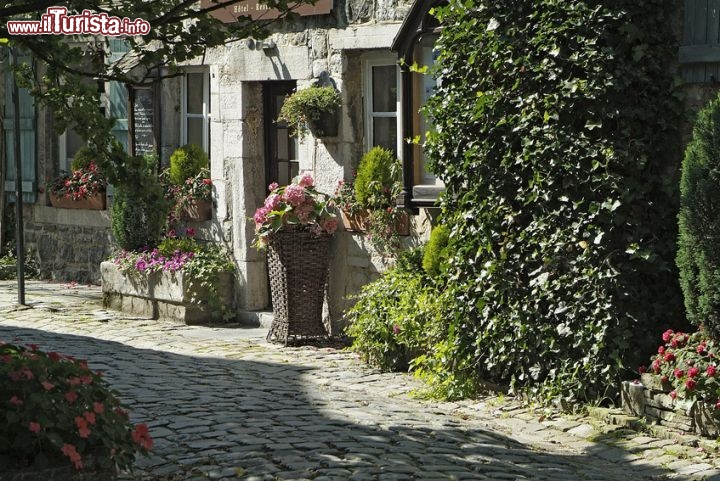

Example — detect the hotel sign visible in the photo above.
[201,0,333,22]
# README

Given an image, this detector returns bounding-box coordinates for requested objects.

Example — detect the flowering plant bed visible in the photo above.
[0,342,152,473]
[622,329,720,437]
[103,235,235,323]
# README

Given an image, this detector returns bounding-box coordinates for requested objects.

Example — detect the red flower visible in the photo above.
[658,346,665,354]
[697,343,707,354]
[638,365,647,374]
[131,423,153,450]
[652,359,662,373]
[708,365,717,377]
[662,329,674,342]
[670,390,677,400]
[61,444,83,470]
[673,368,684,379]
[65,390,78,403]
[660,375,669,383]
[68,377,82,386]
[688,367,700,378]
[686,378,697,390]
[664,352,675,362]
[75,416,91,438]
[202,178,212,186]
[94,401,105,414]
[41,380,55,391]
[28,422,41,433]
[83,411,96,425]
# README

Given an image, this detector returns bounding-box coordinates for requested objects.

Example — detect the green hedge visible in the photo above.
[416,0,684,401]
[677,94,720,339]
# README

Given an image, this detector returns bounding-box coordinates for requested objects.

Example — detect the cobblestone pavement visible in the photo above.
[2,281,720,481]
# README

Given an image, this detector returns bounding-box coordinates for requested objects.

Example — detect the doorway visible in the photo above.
[263,81,298,188]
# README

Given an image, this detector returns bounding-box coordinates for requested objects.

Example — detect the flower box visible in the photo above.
[180,198,212,221]
[340,208,410,236]
[49,191,106,210]
[100,261,234,325]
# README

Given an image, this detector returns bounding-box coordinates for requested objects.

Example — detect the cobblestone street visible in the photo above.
[1,280,720,480]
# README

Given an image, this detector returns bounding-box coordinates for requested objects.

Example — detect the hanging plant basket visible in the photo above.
[266,230,333,344]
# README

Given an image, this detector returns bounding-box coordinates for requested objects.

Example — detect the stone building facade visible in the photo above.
[3,0,434,331]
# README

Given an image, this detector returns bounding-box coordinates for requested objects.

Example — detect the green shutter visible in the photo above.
[108,39,129,151]
[680,0,720,82]
[3,63,37,203]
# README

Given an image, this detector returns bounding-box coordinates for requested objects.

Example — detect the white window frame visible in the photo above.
[181,69,211,156]
[362,54,402,159]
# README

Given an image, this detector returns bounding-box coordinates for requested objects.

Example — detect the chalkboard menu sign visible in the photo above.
[132,87,155,156]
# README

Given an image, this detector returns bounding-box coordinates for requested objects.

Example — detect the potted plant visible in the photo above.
[164,144,212,221]
[335,146,409,253]
[0,341,152,477]
[252,173,338,344]
[47,148,107,210]
[277,85,341,139]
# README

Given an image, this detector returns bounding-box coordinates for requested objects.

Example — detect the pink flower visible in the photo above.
[651,359,661,373]
[282,184,306,207]
[664,352,675,362]
[75,416,91,438]
[638,365,647,375]
[264,193,281,210]
[185,227,196,238]
[83,411,96,425]
[268,182,279,192]
[65,391,78,403]
[658,346,665,354]
[673,368,684,379]
[132,423,153,450]
[202,178,212,186]
[9,395,23,406]
[41,380,55,391]
[669,390,677,400]
[94,402,105,414]
[660,375,669,383]
[167,229,177,239]
[321,217,338,235]
[253,206,270,225]
[708,365,717,377]
[298,173,314,187]
[688,367,700,378]
[698,343,707,354]
[28,422,41,433]
[686,378,697,390]
[392,324,400,335]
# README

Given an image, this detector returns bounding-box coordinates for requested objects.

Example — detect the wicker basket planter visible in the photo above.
[266,230,332,344]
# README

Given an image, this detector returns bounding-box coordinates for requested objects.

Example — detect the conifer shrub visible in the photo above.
[677,94,720,339]
[422,225,450,277]
[353,147,400,208]
[168,144,209,186]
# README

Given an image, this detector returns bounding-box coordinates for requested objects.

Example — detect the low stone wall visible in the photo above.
[24,205,112,284]
[621,373,719,437]
[101,261,235,324]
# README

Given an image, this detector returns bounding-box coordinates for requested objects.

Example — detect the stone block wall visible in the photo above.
[23,205,112,284]
[621,373,720,438]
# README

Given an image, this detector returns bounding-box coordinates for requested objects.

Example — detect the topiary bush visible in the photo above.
[111,154,169,251]
[168,144,209,186]
[417,0,685,402]
[353,146,400,208]
[677,94,720,340]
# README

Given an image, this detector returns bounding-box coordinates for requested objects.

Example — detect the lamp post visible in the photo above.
[10,45,25,306]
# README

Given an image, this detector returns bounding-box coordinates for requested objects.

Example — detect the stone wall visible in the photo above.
[23,204,112,284]
[621,373,719,438]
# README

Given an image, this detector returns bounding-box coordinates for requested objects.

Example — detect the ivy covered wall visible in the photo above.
[421,0,686,401]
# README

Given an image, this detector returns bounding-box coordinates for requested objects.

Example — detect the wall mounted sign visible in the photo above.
[201,0,332,22]
[130,87,156,157]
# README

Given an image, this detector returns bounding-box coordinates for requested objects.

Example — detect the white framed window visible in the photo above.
[181,70,210,156]
[363,55,402,157]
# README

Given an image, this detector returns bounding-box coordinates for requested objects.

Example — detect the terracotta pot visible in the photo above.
[340,208,410,236]
[49,192,106,210]
[180,199,212,221]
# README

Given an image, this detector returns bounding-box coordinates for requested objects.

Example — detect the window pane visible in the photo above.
[372,117,397,154]
[372,65,397,113]
[186,73,204,114]
[66,128,84,166]
[186,117,203,147]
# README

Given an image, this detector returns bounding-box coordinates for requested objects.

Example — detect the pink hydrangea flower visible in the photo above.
[298,173,314,187]
[283,184,306,207]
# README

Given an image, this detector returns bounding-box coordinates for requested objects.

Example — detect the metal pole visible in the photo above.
[11,46,25,305]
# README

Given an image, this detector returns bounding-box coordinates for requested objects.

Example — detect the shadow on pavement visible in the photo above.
[0,324,673,481]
